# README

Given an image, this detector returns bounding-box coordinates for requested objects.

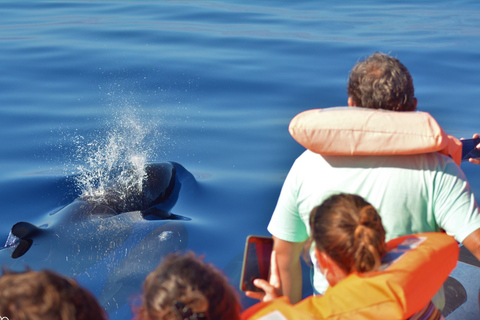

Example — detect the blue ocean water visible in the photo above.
[1,1,480,319]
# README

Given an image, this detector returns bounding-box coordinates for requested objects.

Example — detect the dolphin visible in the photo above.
[0,161,196,315]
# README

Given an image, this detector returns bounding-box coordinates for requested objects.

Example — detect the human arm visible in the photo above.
[461,228,480,262]
[264,156,309,303]
[433,157,480,262]
[271,236,305,304]
[246,238,304,303]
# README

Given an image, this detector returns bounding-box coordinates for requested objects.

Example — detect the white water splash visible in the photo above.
[73,107,158,213]
[4,231,19,249]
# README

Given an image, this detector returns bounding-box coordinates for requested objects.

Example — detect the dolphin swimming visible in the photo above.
[0,161,196,315]
[1,160,479,320]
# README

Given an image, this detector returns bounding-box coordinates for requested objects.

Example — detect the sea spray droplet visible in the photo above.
[4,231,19,248]
[158,231,173,241]
[73,106,158,213]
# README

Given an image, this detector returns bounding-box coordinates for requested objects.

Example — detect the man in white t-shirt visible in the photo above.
[268,52,480,304]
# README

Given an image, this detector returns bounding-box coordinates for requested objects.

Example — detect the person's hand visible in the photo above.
[469,133,480,165]
[245,251,282,302]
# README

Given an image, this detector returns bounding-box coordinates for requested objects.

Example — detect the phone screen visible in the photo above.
[239,235,273,292]
[461,137,480,161]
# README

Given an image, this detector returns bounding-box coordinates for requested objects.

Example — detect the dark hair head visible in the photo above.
[0,269,106,320]
[309,193,386,274]
[347,52,416,111]
[140,251,241,320]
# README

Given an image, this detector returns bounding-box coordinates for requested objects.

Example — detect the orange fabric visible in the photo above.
[289,107,462,165]
[241,297,317,320]
[242,233,459,320]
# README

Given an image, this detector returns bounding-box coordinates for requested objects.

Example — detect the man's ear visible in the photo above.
[347,97,355,107]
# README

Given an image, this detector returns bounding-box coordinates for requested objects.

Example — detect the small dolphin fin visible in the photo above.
[141,207,191,221]
[141,207,172,220]
[11,239,33,259]
[11,222,41,239]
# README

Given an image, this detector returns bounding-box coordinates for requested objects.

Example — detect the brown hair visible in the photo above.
[347,52,416,111]
[309,193,386,274]
[139,251,241,320]
[0,269,106,320]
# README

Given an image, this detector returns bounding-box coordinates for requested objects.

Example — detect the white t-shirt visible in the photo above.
[268,150,480,293]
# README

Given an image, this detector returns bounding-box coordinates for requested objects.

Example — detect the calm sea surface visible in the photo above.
[1,1,480,319]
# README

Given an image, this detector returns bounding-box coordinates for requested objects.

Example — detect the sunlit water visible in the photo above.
[1,1,480,319]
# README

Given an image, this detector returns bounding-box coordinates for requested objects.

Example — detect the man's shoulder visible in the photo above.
[292,150,326,165]
[290,151,464,181]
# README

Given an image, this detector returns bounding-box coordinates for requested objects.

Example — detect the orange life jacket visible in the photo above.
[241,232,459,320]
[288,107,462,165]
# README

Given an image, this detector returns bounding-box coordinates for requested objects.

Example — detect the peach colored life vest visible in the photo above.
[288,107,462,165]
[241,232,459,320]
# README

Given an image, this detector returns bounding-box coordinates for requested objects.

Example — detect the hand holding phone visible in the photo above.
[461,137,480,162]
[239,235,273,293]
[240,235,282,302]
[244,251,282,302]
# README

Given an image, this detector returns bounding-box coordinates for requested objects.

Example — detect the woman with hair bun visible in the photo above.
[244,193,458,320]
[309,193,386,287]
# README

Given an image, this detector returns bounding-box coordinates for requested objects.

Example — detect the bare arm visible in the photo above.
[462,228,480,262]
[272,236,305,304]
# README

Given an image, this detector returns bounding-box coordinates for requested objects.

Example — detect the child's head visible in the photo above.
[140,252,241,320]
[0,269,106,320]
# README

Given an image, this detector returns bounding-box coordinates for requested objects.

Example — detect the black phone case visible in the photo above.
[461,137,480,161]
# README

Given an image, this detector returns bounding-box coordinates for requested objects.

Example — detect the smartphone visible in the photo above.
[239,235,273,292]
[461,137,480,161]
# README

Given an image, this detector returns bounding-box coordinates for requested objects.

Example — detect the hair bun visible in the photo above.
[358,205,381,227]
[309,193,387,275]
[353,205,386,272]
